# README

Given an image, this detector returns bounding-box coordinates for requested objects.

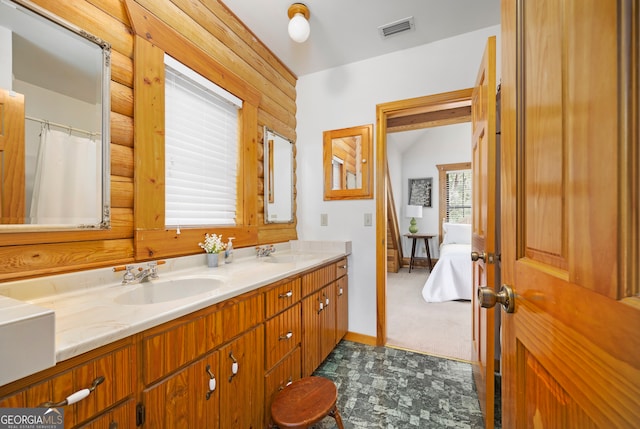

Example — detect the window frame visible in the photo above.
[128,8,261,260]
[163,55,242,228]
[437,162,472,243]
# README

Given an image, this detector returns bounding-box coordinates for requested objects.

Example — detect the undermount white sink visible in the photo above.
[261,254,317,264]
[115,277,223,305]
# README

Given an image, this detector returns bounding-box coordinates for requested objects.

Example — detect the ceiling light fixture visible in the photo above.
[287,3,310,43]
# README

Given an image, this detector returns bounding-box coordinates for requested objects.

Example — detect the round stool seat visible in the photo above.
[271,376,344,429]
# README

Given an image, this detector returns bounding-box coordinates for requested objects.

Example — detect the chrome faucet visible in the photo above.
[119,261,160,284]
[256,245,276,258]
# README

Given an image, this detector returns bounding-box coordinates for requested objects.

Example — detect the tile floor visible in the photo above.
[309,340,488,429]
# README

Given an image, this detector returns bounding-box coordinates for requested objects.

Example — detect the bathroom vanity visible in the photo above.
[0,242,350,428]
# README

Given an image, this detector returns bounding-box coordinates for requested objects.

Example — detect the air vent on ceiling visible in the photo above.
[378,16,415,39]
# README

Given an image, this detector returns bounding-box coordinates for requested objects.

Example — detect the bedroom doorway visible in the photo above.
[375,89,474,357]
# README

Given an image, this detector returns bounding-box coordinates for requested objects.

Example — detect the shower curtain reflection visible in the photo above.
[29,126,101,225]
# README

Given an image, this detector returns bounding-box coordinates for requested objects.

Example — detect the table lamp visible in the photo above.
[406,205,423,233]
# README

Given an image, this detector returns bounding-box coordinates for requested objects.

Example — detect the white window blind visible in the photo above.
[164,54,242,226]
[446,169,472,222]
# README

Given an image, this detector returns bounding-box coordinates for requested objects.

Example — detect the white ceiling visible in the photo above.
[221,0,501,77]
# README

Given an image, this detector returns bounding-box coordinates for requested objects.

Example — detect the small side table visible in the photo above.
[404,233,435,273]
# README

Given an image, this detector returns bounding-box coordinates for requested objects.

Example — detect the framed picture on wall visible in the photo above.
[408,177,433,207]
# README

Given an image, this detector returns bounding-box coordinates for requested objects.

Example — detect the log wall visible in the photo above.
[0,0,298,281]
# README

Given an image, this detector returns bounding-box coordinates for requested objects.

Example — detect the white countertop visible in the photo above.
[0,240,350,366]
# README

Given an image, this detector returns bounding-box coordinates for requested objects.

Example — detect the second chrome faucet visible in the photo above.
[255,245,276,258]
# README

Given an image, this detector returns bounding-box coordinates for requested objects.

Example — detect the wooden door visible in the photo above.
[0,88,25,223]
[500,0,640,427]
[471,36,497,429]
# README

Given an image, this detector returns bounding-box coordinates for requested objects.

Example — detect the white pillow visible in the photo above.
[442,222,471,245]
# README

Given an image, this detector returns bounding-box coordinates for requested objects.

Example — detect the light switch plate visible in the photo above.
[364,213,372,226]
[320,213,328,226]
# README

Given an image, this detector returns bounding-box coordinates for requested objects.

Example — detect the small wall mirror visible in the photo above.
[264,127,293,223]
[0,0,111,230]
[323,124,373,200]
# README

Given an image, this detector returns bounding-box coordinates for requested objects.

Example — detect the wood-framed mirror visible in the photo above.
[323,124,373,200]
[263,127,294,223]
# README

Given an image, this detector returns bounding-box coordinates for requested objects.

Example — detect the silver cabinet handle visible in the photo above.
[279,290,293,299]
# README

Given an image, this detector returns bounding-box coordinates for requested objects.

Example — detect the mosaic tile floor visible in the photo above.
[308,341,488,429]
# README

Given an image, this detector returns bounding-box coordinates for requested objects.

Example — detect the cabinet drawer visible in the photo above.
[335,257,348,278]
[301,264,336,296]
[142,309,222,385]
[0,343,134,428]
[264,277,301,318]
[221,290,264,342]
[264,304,301,370]
[264,346,301,428]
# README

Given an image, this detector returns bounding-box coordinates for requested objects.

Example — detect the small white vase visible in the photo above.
[207,253,219,268]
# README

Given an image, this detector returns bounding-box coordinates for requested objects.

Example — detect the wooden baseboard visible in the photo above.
[343,331,377,346]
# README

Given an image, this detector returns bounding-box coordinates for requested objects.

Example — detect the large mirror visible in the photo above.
[263,127,293,223]
[0,0,111,230]
[323,124,373,200]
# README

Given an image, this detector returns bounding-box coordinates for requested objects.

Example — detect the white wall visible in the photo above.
[296,25,500,338]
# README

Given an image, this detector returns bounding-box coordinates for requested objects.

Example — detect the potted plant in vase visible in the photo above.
[199,233,227,267]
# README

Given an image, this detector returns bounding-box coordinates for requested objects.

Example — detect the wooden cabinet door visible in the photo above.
[142,351,219,429]
[501,0,640,427]
[218,325,264,429]
[320,282,336,363]
[77,398,136,429]
[335,276,348,344]
[301,291,323,377]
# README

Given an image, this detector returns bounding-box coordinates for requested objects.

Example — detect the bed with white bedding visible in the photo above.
[422,223,472,303]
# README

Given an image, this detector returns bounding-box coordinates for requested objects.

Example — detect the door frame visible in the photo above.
[375,89,473,345]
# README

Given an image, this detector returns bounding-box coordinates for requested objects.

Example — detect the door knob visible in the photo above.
[478,284,515,313]
[471,251,486,262]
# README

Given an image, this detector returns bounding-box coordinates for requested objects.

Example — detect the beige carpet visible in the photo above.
[386,267,473,361]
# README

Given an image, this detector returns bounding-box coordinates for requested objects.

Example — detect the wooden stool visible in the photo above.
[271,376,345,429]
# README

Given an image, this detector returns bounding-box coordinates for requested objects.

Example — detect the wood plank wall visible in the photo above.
[0,0,298,282]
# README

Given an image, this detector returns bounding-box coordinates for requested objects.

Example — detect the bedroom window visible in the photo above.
[446,170,472,222]
[437,162,472,227]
